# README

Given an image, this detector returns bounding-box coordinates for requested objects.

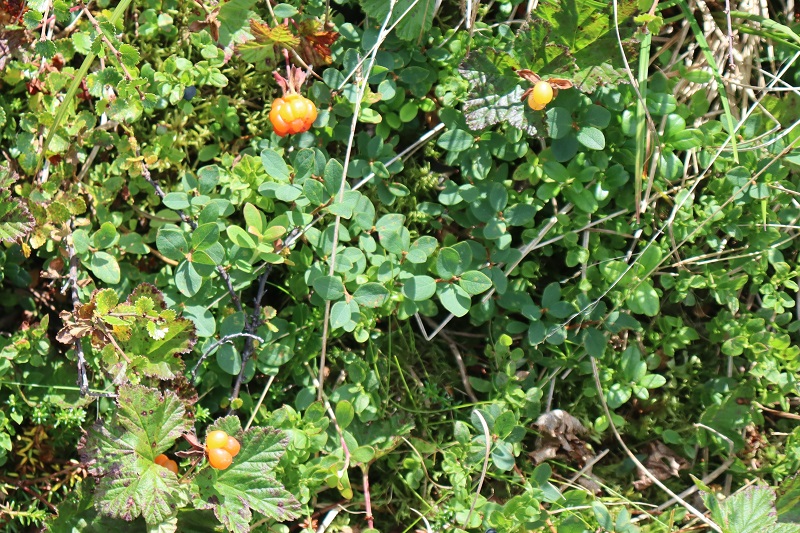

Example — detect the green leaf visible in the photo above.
[606,383,631,409]
[335,400,354,429]
[216,343,241,375]
[330,300,354,330]
[175,261,202,297]
[313,275,345,301]
[107,97,143,123]
[192,223,220,251]
[92,222,118,249]
[459,270,492,295]
[352,283,389,308]
[272,3,298,18]
[79,385,192,526]
[438,283,471,317]
[303,179,328,206]
[217,0,258,48]
[436,247,461,278]
[92,284,197,381]
[706,486,791,533]
[627,281,660,317]
[514,0,641,92]
[436,129,474,152]
[162,192,190,210]
[118,44,140,68]
[0,188,34,243]
[227,226,256,248]
[195,426,300,532]
[576,126,605,150]
[545,107,572,139]
[90,252,121,284]
[402,275,437,301]
[260,149,290,181]
[639,374,667,389]
[156,227,190,262]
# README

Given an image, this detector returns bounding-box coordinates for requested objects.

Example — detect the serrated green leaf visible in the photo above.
[79,385,192,526]
[92,284,196,381]
[0,189,34,243]
[195,426,300,532]
[514,0,641,92]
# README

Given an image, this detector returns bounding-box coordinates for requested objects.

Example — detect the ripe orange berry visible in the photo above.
[222,436,240,458]
[163,459,179,475]
[270,93,317,137]
[208,447,233,470]
[154,453,169,466]
[528,80,554,111]
[206,430,229,449]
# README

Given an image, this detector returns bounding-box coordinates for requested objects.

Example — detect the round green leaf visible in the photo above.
[335,400,354,429]
[459,270,492,295]
[156,227,189,262]
[545,107,572,139]
[576,126,605,150]
[436,129,474,152]
[90,252,120,284]
[352,283,389,308]
[192,223,220,251]
[640,374,667,389]
[330,300,354,329]
[313,275,345,301]
[402,276,436,301]
[261,148,290,181]
[438,283,471,317]
[216,343,241,375]
[175,260,202,297]
[436,247,460,278]
[627,281,660,317]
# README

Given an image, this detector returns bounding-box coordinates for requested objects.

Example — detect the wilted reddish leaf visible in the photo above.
[294,20,338,66]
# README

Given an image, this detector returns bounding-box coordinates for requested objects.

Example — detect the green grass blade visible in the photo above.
[677,0,739,163]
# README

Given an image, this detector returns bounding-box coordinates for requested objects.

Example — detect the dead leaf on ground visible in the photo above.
[633,441,689,490]
[530,409,593,465]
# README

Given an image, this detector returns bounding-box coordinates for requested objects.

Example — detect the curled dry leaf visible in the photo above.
[633,441,689,491]
[530,409,592,464]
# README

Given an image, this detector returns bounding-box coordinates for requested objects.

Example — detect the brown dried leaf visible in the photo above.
[294,19,339,66]
[633,441,689,490]
[531,409,593,464]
